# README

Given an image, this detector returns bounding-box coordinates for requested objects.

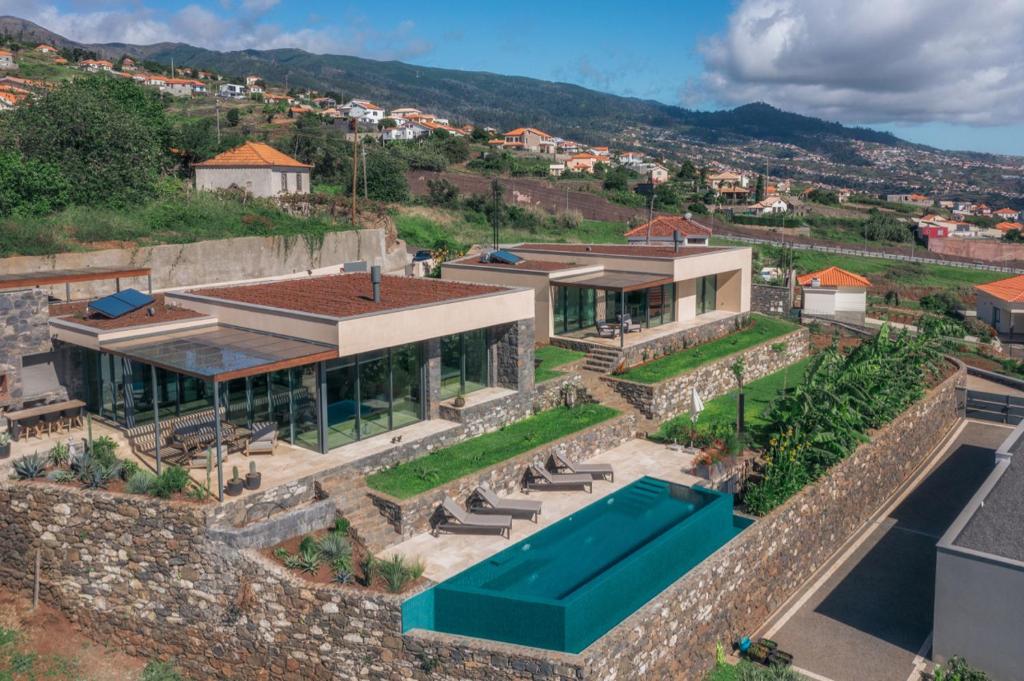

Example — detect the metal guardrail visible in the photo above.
[965,389,1024,424]
[715,233,1024,275]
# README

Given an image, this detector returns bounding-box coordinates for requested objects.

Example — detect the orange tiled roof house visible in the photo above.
[193,141,312,198]
[976,274,1024,337]
[797,266,870,324]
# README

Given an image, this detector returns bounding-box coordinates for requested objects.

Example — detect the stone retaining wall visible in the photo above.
[604,327,809,420]
[368,413,637,539]
[0,480,580,681]
[751,284,793,316]
[552,312,751,369]
[0,289,62,411]
[580,361,964,680]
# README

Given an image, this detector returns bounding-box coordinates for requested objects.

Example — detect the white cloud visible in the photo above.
[0,1,432,59]
[698,0,1024,126]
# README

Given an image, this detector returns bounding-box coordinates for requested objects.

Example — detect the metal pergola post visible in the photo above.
[151,364,161,475]
[620,289,626,349]
[213,380,224,501]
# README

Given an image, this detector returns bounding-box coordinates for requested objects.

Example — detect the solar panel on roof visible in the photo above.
[491,250,523,265]
[88,288,154,319]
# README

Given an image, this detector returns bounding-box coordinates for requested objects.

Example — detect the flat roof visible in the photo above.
[553,270,674,292]
[50,295,206,330]
[185,273,512,319]
[955,455,1024,563]
[102,325,336,382]
[512,244,729,259]
[0,267,151,291]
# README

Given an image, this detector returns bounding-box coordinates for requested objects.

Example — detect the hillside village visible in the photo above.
[2,13,1024,681]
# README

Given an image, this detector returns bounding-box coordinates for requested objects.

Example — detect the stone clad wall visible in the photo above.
[751,284,793,316]
[368,413,637,539]
[0,289,59,410]
[0,480,583,681]
[604,327,809,420]
[580,363,964,681]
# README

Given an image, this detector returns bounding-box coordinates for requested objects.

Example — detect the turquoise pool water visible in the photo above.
[403,477,750,653]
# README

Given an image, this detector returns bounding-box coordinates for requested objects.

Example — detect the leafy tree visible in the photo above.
[654,181,682,209]
[754,174,765,202]
[603,166,630,192]
[470,126,491,143]
[919,291,961,317]
[687,202,708,215]
[862,209,910,242]
[1004,229,1024,243]
[677,159,697,181]
[362,149,409,202]
[426,178,459,207]
[0,152,71,217]
[380,117,396,130]
[226,108,240,127]
[2,76,169,207]
[807,189,839,205]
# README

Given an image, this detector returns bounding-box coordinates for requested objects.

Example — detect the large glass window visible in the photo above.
[324,357,359,449]
[553,286,597,334]
[391,343,423,429]
[648,283,676,327]
[698,275,717,315]
[441,332,490,398]
[358,350,390,439]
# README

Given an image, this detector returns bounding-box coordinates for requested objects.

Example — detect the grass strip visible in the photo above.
[366,403,619,499]
[534,345,586,383]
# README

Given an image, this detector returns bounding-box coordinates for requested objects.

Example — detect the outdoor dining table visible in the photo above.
[4,399,86,441]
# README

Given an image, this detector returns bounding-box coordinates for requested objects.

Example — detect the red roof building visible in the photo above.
[624,215,712,246]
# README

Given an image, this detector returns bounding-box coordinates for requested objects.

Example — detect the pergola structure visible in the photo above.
[103,325,335,500]
[0,267,152,300]
[551,270,674,348]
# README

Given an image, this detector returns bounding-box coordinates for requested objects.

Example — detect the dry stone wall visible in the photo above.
[604,327,809,420]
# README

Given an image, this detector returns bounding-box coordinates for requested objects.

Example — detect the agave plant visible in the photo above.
[296,543,321,574]
[318,532,352,564]
[13,453,47,480]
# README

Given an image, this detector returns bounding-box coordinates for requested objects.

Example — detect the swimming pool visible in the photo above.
[403,476,749,653]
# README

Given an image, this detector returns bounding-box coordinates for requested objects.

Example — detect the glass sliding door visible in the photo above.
[553,286,597,334]
[697,275,717,315]
[292,364,321,451]
[440,334,463,399]
[581,288,597,328]
[391,343,423,429]
[440,331,490,398]
[358,350,390,438]
[324,357,359,449]
[648,283,676,327]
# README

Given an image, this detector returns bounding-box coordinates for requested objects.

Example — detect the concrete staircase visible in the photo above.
[583,346,623,373]
[320,477,401,552]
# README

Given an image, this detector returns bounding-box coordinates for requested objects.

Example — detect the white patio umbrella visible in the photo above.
[690,387,704,424]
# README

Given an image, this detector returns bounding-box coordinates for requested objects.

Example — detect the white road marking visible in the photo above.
[792,665,838,681]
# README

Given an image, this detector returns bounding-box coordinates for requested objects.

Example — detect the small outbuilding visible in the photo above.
[797,266,870,324]
[975,274,1024,340]
[193,141,312,198]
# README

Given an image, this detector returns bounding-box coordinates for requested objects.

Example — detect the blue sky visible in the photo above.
[8,0,1024,155]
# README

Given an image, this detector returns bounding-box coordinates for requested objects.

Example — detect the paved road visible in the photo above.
[760,421,1012,681]
[965,374,1024,397]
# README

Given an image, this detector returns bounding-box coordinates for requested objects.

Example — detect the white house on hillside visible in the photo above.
[798,266,870,324]
[341,99,385,125]
[218,83,246,98]
[193,141,312,198]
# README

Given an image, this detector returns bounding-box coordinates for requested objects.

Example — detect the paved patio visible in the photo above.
[377,438,705,582]
[552,309,739,349]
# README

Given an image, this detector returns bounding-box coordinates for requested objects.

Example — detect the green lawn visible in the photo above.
[365,403,620,498]
[616,314,801,384]
[535,345,586,383]
[652,357,812,443]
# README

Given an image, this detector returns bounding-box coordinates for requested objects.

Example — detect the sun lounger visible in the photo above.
[245,422,278,456]
[523,465,593,493]
[432,496,512,539]
[550,452,614,482]
[467,484,542,522]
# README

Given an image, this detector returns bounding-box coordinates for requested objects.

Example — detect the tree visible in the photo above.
[862,209,911,242]
[226,108,240,127]
[2,76,169,207]
[0,152,71,217]
[677,159,697,182]
[470,126,491,143]
[603,166,630,192]
[379,117,396,130]
[426,178,460,207]
[807,189,839,205]
[362,149,409,202]
[754,174,766,202]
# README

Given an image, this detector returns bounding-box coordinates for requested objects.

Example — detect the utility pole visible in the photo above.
[491,180,502,250]
[350,118,358,226]
[361,144,369,199]
[215,99,221,145]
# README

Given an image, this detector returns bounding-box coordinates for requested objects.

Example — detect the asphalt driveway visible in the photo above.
[760,421,1010,681]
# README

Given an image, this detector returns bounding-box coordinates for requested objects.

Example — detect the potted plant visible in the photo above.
[452,390,466,408]
[245,461,261,490]
[224,466,244,496]
[0,431,10,459]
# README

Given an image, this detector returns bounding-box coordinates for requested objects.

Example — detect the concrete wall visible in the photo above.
[929,237,1024,264]
[603,327,809,420]
[0,229,405,301]
[933,545,1024,681]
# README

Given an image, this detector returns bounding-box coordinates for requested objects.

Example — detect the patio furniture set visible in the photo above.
[126,408,279,468]
[595,315,644,340]
[4,400,86,441]
[431,454,615,539]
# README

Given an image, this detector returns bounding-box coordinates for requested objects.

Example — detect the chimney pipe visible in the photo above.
[673,229,681,254]
[371,265,382,303]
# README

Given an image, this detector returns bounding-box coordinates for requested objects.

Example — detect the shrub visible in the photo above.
[47,470,76,483]
[318,533,352,565]
[360,555,378,586]
[934,655,989,681]
[737,662,803,681]
[141,660,184,681]
[48,441,70,467]
[186,484,210,501]
[150,466,190,498]
[13,453,47,479]
[120,458,141,481]
[919,291,961,317]
[125,470,157,495]
[80,459,121,489]
[89,435,119,468]
[333,517,351,536]
[378,554,425,593]
[296,542,321,574]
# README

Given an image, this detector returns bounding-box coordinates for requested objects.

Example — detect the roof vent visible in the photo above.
[684,212,692,220]
[371,265,382,303]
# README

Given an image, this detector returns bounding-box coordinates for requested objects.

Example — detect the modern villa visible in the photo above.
[441,243,751,348]
[38,269,534,496]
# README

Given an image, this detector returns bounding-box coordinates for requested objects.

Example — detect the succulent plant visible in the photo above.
[13,453,47,480]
